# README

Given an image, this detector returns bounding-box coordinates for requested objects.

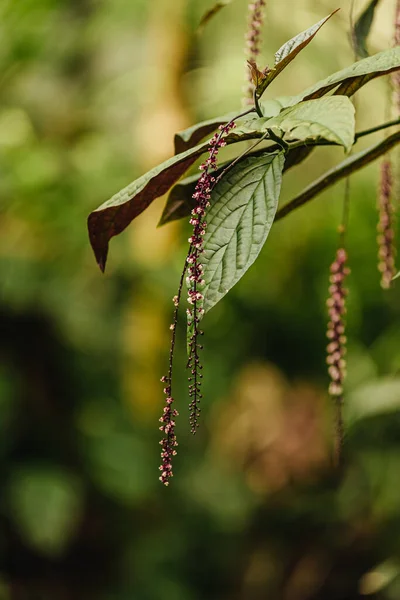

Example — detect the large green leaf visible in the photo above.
[88,127,263,271]
[245,96,355,151]
[272,47,400,107]
[256,10,339,96]
[200,152,285,313]
[275,129,400,222]
[353,0,381,59]
[159,142,313,227]
[174,112,236,154]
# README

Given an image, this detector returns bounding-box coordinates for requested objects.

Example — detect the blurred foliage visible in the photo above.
[1,0,400,599]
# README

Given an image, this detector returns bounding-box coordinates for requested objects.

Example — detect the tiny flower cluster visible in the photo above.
[158,375,178,486]
[392,0,400,112]
[186,120,236,432]
[243,0,266,103]
[326,248,350,398]
[377,159,396,289]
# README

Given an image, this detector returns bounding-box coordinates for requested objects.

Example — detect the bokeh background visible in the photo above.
[1,0,400,598]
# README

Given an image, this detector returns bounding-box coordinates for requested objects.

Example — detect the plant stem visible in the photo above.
[275,130,400,222]
[354,116,400,140]
[214,131,270,186]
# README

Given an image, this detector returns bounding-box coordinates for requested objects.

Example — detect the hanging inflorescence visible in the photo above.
[326,248,350,466]
[243,0,266,104]
[158,287,185,486]
[376,1,399,289]
[393,0,400,113]
[326,248,349,398]
[186,120,237,433]
[158,119,238,482]
[377,159,396,289]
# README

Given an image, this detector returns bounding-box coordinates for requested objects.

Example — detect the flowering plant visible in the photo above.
[88,5,399,484]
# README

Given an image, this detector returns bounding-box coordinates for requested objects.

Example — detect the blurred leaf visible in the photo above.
[197,1,233,34]
[88,128,264,272]
[86,433,154,504]
[346,377,400,424]
[257,10,339,96]
[352,0,381,59]
[245,96,355,151]
[359,560,400,595]
[174,112,236,154]
[201,152,284,313]
[392,270,400,281]
[8,467,82,557]
[275,130,400,222]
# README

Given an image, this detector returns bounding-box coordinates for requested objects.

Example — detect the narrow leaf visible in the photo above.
[393,271,400,281]
[275,130,400,222]
[201,152,285,313]
[88,128,263,271]
[174,112,236,154]
[353,0,381,59]
[256,10,339,96]
[197,1,233,34]
[274,10,339,65]
[277,46,400,107]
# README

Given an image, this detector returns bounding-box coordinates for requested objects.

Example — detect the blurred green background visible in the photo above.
[1,0,400,598]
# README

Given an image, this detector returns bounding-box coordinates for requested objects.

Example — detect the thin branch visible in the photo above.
[214,131,270,186]
[355,116,400,140]
[275,130,400,222]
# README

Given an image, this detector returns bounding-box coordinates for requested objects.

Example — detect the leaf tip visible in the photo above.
[87,212,109,273]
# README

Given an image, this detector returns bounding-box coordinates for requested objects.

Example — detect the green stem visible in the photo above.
[275,130,400,222]
[214,131,270,186]
[266,128,289,151]
[355,116,400,140]
[253,88,263,117]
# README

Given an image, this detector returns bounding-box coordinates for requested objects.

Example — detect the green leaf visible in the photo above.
[392,271,400,281]
[197,1,234,34]
[159,172,200,226]
[88,127,262,271]
[353,0,381,59]
[7,467,82,557]
[201,152,285,313]
[159,144,312,227]
[256,10,339,96]
[174,112,236,154]
[275,129,400,222]
[275,46,400,107]
[246,96,355,152]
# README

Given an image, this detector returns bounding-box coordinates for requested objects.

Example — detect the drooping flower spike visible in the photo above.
[377,158,396,289]
[186,119,237,433]
[243,0,266,104]
[326,248,350,466]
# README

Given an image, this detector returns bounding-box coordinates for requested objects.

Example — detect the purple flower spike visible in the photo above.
[377,159,396,289]
[326,248,350,399]
[186,120,237,432]
[243,0,266,104]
